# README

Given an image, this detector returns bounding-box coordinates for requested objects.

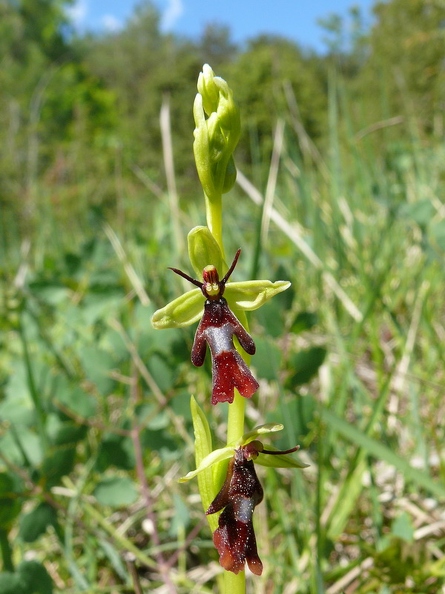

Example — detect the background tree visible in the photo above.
[355,0,445,137]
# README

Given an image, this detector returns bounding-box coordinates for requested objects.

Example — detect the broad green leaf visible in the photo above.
[0,572,21,594]
[55,385,97,418]
[430,220,445,251]
[400,200,435,226]
[51,423,87,446]
[391,512,414,542]
[1,363,34,425]
[79,347,116,394]
[290,311,319,334]
[16,560,53,594]
[96,433,135,472]
[0,561,54,594]
[41,446,76,488]
[13,429,43,467]
[81,293,122,326]
[151,289,203,329]
[188,226,224,278]
[147,354,175,392]
[19,502,58,543]
[226,280,291,311]
[286,346,327,388]
[169,493,191,537]
[255,298,285,338]
[140,427,177,460]
[93,476,139,507]
[253,338,282,380]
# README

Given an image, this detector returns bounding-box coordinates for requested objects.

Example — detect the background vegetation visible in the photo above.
[1,0,445,592]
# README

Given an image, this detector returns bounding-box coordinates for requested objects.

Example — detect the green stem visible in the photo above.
[224,567,246,593]
[205,193,224,258]
[227,391,246,444]
[205,192,246,594]
[227,308,249,445]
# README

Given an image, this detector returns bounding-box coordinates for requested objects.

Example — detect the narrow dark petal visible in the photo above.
[168,267,203,289]
[191,321,207,367]
[225,308,256,355]
[221,248,241,285]
[206,458,234,515]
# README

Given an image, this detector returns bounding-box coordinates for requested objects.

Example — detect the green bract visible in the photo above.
[151,227,291,330]
[193,64,241,201]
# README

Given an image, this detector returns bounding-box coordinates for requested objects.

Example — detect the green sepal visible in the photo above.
[256,446,310,469]
[225,280,291,311]
[180,423,288,483]
[188,226,224,278]
[189,396,218,531]
[238,423,284,445]
[151,289,203,329]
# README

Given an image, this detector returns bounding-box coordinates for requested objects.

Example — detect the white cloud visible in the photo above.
[101,14,123,32]
[161,0,184,31]
[66,0,88,29]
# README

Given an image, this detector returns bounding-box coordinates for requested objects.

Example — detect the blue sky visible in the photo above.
[67,0,376,52]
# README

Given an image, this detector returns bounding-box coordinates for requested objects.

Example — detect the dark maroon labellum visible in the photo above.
[206,441,301,575]
[169,250,259,404]
[206,446,264,575]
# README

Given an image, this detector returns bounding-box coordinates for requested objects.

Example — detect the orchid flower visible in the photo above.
[151,226,291,404]
[180,420,309,575]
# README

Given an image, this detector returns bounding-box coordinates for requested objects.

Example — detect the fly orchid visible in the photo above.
[151,226,291,404]
[180,419,309,575]
[169,249,259,404]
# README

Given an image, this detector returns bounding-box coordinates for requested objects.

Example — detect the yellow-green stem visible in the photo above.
[227,306,250,444]
[206,190,246,594]
[227,391,246,444]
[224,567,246,592]
[205,193,224,257]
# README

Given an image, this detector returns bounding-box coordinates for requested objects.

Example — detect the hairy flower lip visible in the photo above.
[167,250,260,405]
[205,441,305,576]
[206,445,264,575]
